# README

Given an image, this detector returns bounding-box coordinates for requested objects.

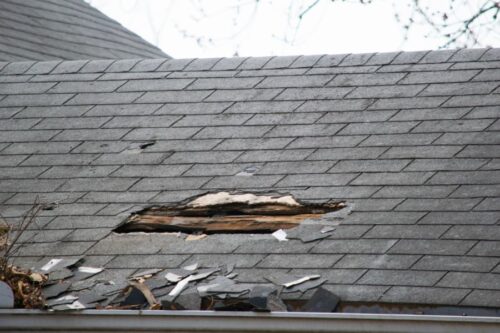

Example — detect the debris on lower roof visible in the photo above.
[26,255,339,313]
[115,192,346,234]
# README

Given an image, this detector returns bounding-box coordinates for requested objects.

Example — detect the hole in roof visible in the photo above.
[114,192,346,234]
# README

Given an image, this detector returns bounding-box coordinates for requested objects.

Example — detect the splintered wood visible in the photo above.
[116,192,345,234]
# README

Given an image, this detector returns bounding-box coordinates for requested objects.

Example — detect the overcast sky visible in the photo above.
[87,0,499,58]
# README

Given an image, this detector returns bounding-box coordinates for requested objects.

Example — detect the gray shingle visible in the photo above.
[334,254,419,269]
[67,92,141,105]
[347,85,424,98]
[400,70,478,84]
[205,89,281,102]
[329,159,410,173]
[107,254,189,269]
[340,121,418,135]
[352,172,434,185]
[444,94,500,107]
[419,212,499,225]
[369,97,447,110]
[289,135,366,149]
[257,75,332,88]
[438,272,500,290]
[156,102,231,115]
[165,151,241,164]
[413,255,498,272]
[215,138,293,150]
[249,113,326,126]
[391,107,471,121]
[236,149,313,163]
[276,87,352,100]
[53,129,129,141]
[404,158,488,171]
[374,185,455,199]
[124,127,200,140]
[412,119,493,133]
[389,239,476,255]
[136,90,211,103]
[277,173,358,187]
[59,177,138,192]
[358,269,444,286]
[364,225,449,239]
[360,133,440,146]
[130,177,210,191]
[173,114,251,127]
[0,94,73,107]
[420,82,498,96]
[0,82,55,94]
[203,175,283,189]
[381,287,469,305]
[397,198,480,211]
[298,99,374,112]
[49,80,125,93]
[118,78,193,91]
[258,161,334,174]
[461,290,500,307]
[450,184,500,198]
[469,241,500,256]
[258,254,341,268]
[428,170,500,184]
[193,126,271,139]
[382,146,463,159]
[34,117,109,130]
[103,115,180,128]
[266,124,343,137]
[189,77,262,90]
[329,73,404,86]
[443,225,500,240]
[112,164,190,178]
[308,147,386,160]
[40,166,118,178]
[224,101,301,113]
[15,105,92,118]
[319,110,396,123]
[312,239,397,254]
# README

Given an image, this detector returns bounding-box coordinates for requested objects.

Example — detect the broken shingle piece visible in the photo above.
[52,300,87,311]
[46,295,78,307]
[47,268,73,284]
[248,285,278,311]
[302,287,340,313]
[71,267,104,282]
[130,268,162,279]
[43,281,71,299]
[283,278,327,293]
[265,274,321,288]
[39,257,83,273]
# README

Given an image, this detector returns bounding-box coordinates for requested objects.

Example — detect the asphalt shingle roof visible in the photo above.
[0,0,168,61]
[0,48,499,307]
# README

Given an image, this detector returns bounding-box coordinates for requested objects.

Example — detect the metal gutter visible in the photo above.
[1,309,500,333]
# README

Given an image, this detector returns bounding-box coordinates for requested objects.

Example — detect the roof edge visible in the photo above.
[1,309,500,333]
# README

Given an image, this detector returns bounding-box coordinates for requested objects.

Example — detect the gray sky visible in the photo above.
[87,0,499,58]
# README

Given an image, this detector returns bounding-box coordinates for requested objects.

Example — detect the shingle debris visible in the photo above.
[35,256,336,312]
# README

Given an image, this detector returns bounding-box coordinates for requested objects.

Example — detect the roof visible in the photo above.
[0,48,499,309]
[0,0,168,61]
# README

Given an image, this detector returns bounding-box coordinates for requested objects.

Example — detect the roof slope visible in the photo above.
[0,49,499,308]
[0,0,167,61]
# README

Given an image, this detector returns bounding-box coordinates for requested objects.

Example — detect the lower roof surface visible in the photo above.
[0,48,499,308]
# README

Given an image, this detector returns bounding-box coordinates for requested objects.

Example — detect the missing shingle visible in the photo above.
[114,192,346,234]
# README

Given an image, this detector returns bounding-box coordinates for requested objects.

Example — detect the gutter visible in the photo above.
[1,310,500,333]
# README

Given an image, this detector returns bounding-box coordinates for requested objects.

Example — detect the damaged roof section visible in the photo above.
[115,192,347,234]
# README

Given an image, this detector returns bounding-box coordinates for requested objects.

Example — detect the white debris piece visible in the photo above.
[41,259,63,272]
[283,275,321,288]
[272,229,288,242]
[188,192,300,208]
